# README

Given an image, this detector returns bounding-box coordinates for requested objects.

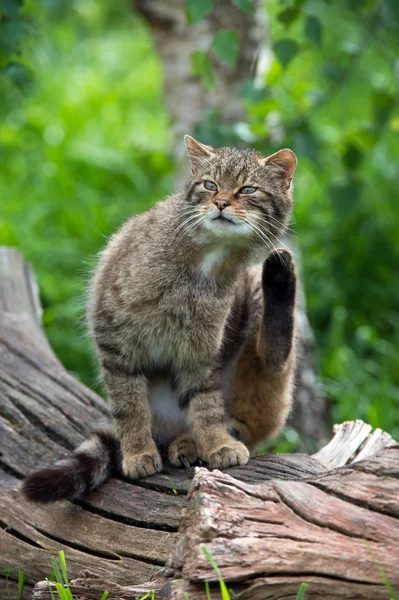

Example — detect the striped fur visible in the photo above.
[22,429,121,503]
[23,137,298,501]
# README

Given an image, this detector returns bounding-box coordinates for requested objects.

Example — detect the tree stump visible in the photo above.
[0,247,397,600]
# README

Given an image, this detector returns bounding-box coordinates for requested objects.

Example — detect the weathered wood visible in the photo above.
[0,248,186,599]
[166,446,399,599]
[30,424,397,600]
[1,247,397,600]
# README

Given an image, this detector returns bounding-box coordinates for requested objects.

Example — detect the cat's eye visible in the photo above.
[239,186,257,194]
[204,180,218,191]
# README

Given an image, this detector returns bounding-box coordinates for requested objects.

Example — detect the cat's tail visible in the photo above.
[22,427,121,503]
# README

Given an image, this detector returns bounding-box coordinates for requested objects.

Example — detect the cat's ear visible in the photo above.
[184,135,215,173]
[261,149,297,189]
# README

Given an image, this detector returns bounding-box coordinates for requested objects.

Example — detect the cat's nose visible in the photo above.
[214,197,231,211]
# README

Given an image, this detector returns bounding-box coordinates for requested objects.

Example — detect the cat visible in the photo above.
[22,135,297,502]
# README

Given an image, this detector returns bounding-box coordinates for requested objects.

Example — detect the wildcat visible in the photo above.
[22,135,297,502]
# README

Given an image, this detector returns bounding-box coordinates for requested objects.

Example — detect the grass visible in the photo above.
[0,568,24,600]
[3,546,398,599]
[201,545,308,600]
[44,551,150,600]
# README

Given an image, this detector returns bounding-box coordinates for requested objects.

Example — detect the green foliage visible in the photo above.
[201,545,232,600]
[211,30,239,67]
[185,0,214,25]
[304,15,322,46]
[0,568,25,600]
[295,583,308,600]
[0,0,173,390]
[273,39,300,67]
[191,50,215,89]
[232,0,254,14]
[187,0,247,88]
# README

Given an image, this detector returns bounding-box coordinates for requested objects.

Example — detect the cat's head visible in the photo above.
[183,135,296,248]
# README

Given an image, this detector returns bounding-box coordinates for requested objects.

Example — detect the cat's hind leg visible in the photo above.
[229,249,297,453]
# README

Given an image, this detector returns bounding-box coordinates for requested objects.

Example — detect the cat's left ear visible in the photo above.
[184,135,215,173]
[260,149,297,189]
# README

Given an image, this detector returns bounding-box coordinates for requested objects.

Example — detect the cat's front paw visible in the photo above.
[263,248,296,287]
[168,434,199,468]
[122,447,162,479]
[206,440,250,469]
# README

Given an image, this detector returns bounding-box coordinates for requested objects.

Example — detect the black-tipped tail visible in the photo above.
[22,428,121,503]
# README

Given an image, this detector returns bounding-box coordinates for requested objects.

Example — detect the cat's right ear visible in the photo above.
[184,135,214,173]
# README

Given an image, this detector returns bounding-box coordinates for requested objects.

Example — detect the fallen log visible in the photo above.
[0,247,397,600]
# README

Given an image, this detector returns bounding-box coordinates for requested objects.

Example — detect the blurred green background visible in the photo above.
[1,0,398,441]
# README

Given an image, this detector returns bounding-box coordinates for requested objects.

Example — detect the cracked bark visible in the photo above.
[134,0,329,444]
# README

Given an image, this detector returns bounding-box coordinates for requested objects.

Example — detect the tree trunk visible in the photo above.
[134,0,329,444]
[0,247,396,598]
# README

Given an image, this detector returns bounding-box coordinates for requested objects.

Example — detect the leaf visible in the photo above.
[18,570,24,600]
[191,50,215,89]
[343,144,363,170]
[295,582,308,600]
[278,8,300,27]
[373,90,395,129]
[202,545,231,600]
[45,579,56,600]
[54,583,70,600]
[273,39,299,68]
[305,15,322,46]
[232,0,254,13]
[0,0,23,18]
[291,124,320,163]
[3,61,32,89]
[205,580,211,600]
[212,30,239,68]
[240,80,270,103]
[322,63,346,83]
[0,20,31,55]
[330,182,362,217]
[49,557,63,586]
[381,0,399,30]
[185,0,214,25]
[58,551,69,588]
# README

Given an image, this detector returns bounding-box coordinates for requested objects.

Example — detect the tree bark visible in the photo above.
[134,0,329,444]
[0,247,396,600]
[166,436,399,599]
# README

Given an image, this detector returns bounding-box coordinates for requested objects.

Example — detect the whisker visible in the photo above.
[173,215,206,247]
[256,211,296,232]
[243,216,273,247]
[247,215,296,261]
[244,216,290,267]
[247,212,296,240]
[170,212,202,244]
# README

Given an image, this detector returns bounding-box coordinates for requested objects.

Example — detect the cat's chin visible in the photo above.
[202,215,252,238]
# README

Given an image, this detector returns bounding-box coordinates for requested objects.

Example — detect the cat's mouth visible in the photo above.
[213,215,236,225]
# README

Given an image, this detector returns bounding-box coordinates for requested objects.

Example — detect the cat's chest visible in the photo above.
[146,278,234,368]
